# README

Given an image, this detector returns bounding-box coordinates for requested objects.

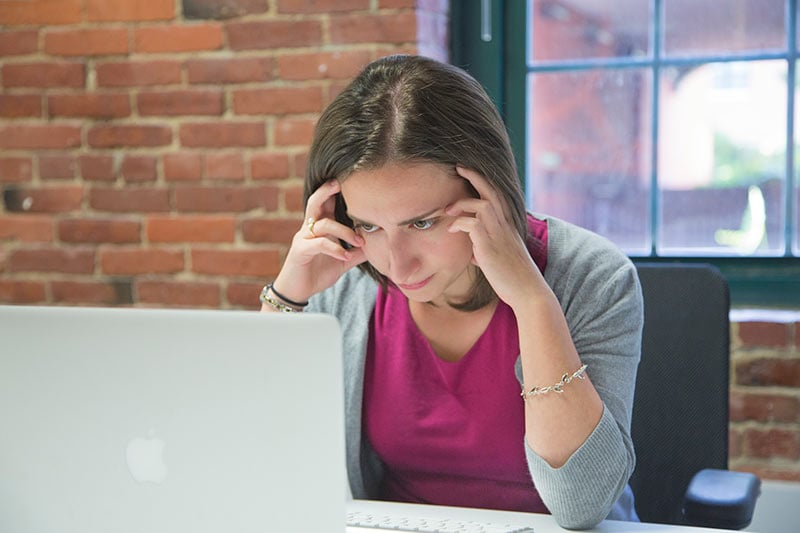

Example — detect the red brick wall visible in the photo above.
[730,317,800,481]
[0,0,446,309]
[2,0,798,485]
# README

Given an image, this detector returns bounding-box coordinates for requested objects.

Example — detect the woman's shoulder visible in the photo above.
[533,214,641,306]
[533,214,643,343]
[534,213,634,275]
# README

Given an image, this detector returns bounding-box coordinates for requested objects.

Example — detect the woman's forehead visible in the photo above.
[340,163,467,222]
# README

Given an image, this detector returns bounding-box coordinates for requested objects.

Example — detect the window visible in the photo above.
[451,0,800,306]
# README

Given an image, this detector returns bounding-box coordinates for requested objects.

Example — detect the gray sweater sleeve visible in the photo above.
[305,269,381,500]
[524,216,643,529]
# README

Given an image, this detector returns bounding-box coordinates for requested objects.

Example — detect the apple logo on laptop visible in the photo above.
[125,429,168,484]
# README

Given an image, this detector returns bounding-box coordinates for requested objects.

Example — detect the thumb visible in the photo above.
[344,248,368,270]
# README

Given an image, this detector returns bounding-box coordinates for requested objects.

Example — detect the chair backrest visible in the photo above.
[630,263,730,525]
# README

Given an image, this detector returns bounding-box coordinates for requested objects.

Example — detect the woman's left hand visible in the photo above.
[446,166,540,308]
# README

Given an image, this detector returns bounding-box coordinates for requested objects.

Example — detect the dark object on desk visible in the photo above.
[630,263,760,529]
[684,468,761,530]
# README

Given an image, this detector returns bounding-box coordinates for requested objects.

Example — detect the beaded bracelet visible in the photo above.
[268,283,308,308]
[259,285,302,313]
[520,364,588,400]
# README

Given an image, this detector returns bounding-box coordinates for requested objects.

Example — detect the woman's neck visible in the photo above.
[408,298,499,362]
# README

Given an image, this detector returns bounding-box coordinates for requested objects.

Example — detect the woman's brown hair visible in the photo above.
[304,55,527,311]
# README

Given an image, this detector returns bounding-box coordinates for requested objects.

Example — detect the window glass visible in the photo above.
[658,60,787,255]
[524,0,795,259]
[529,0,650,62]
[795,183,799,255]
[795,65,800,255]
[527,68,652,253]
[664,0,785,56]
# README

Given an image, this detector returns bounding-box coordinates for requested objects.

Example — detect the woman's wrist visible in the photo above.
[268,283,308,308]
[259,284,306,312]
[270,273,314,306]
[503,276,553,316]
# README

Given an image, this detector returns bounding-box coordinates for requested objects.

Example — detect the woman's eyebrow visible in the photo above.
[396,207,441,226]
[347,207,443,228]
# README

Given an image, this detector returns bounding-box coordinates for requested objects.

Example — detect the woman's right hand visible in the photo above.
[264,179,366,310]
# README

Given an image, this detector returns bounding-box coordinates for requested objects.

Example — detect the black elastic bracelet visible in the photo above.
[267,283,308,308]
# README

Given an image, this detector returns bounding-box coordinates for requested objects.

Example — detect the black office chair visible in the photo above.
[630,263,760,530]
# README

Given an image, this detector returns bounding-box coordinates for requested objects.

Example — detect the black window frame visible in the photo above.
[451,0,800,308]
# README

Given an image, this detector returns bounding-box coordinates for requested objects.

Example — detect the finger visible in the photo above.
[447,217,488,268]
[305,179,341,218]
[448,216,488,239]
[447,198,490,218]
[317,240,368,270]
[447,198,505,236]
[456,166,499,203]
[303,236,359,263]
[302,217,364,249]
[304,216,318,239]
[342,247,368,269]
[454,166,511,224]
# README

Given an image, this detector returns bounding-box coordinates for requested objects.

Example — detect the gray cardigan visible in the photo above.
[306,215,643,529]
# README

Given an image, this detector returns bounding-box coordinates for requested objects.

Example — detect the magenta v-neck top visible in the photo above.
[362,216,549,514]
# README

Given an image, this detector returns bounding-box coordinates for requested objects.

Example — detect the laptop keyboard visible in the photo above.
[346,510,535,532]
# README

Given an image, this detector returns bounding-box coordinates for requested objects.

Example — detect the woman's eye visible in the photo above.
[356,223,378,233]
[412,219,435,230]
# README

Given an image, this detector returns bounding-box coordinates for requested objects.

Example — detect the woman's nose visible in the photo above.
[385,232,420,281]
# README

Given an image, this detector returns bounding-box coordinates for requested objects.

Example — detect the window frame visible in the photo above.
[450,0,800,308]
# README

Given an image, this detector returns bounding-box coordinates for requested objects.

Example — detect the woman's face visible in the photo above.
[339,162,477,306]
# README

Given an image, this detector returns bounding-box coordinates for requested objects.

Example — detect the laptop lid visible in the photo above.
[0,305,346,533]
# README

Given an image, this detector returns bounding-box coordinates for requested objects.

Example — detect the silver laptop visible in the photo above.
[0,305,346,533]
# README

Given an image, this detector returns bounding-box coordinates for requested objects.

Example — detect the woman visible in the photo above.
[260,55,642,530]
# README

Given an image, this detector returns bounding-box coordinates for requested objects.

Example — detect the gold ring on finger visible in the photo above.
[307,217,317,238]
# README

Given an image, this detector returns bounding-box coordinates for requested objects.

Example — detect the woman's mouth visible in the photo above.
[398,275,433,291]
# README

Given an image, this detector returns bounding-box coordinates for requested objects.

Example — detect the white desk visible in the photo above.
[347,499,735,532]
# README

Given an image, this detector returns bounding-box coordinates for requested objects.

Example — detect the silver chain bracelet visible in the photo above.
[521,364,588,400]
